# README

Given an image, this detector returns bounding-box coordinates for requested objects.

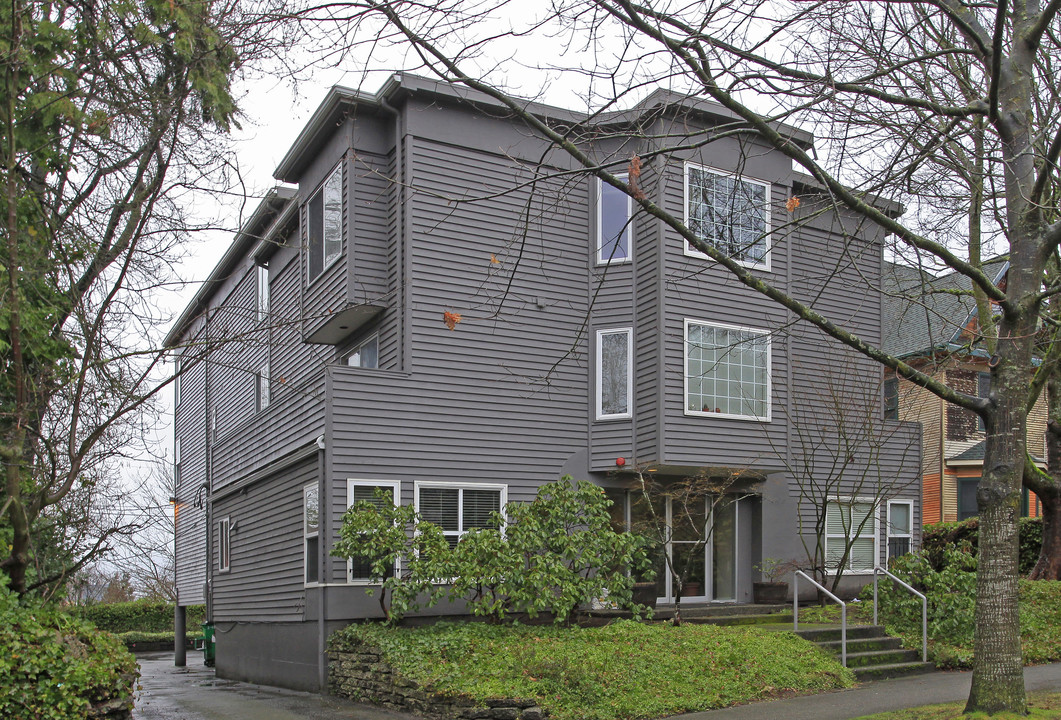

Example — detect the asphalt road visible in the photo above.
[131,652,415,720]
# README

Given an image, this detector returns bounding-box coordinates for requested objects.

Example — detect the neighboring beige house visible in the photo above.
[884,260,1045,524]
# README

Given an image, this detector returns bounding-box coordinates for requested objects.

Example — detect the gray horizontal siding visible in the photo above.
[212,457,316,622]
[350,149,392,306]
[174,326,208,605]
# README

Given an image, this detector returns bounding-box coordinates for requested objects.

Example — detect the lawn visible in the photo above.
[333,619,854,720]
[851,692,1061,719]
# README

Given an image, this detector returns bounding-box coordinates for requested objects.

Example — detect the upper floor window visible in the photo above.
[174,437,182,486]
[173,358,182,407]
[596,328,632,419]
[685,320,770,421]
[218,517,231,572]
[883,377,899,421]
[346,334,379,369]
[824,499,876,573]
[255,362,270,412]
[597,175,632,265]
[304,483,319,585]
[307,164,343,281]
[684,163,770,270]
[257,264,270,321]
[416,482,505,549]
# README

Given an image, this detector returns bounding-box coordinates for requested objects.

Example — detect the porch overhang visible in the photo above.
[303,304,385,345]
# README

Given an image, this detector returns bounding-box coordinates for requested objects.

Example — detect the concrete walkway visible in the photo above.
[681,663,1061,720]
[131,652,414,720]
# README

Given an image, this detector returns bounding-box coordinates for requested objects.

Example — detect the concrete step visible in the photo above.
[852,661,936,681]
[816,636,903,653]
[794,625,887,643]
[686,613,794,626]
[843,648,923,668]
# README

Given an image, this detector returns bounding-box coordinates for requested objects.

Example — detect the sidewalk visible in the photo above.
[678,663,1061,720]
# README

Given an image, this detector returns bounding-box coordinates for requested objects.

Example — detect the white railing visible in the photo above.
[873,566,928,662]
[793,570,847,666]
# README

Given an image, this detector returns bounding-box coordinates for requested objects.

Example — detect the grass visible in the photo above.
[333,619,854,720]
[851,692,1061,719]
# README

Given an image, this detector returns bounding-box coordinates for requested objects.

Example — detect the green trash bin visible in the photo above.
[195,622,216,667]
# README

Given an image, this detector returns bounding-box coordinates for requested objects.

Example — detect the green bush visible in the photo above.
[878,545,977,646]
[921,517,1043,575]
[73,600,205,633]
[0,577,138,720]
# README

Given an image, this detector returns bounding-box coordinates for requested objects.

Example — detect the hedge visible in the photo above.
[921,517,1042,576]
[73,600,206,633]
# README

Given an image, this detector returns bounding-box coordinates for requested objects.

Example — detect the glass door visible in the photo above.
[710,497,738,601]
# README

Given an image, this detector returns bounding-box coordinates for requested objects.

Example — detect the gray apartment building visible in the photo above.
[167,73,921,691]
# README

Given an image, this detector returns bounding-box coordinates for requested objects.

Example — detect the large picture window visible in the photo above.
[824,499,877,573]
[684,163,770,269]
[596,328,632,419]
[685,320,770,421]
[346,480,400,583]
[415,483,505,548]
[597,176,632,265]
[307,164,343,280]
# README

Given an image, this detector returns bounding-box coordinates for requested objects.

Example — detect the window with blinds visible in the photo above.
[346,480,400,583]
[824,499,876,573]
[417,484,504,548]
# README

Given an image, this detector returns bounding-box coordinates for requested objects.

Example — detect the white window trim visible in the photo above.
[887,499,914,562]
[414,481,508,542]
[345,479,401,585]
[306,163,344,283]
[346,333,379,369]
[683,162,771,272]
[824,497,879,576]
[596,327,633,420]
[218,517,231,573]
[304,482,321,587]
[683,318,772,422]
[257,264,270,322]
[596,174,633,266]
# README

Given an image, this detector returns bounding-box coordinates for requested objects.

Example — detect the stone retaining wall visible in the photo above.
[329,644,546,720]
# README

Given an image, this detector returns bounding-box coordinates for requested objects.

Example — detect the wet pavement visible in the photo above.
[131,652,416,720]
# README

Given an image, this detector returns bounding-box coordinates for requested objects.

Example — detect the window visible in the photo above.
[824,499,877,573]
[416,483,506,549]
[596,328,632,419]
[685,163,770,269]
[255,362,270,412]
[304,484,319,584]
[959,478,979,520]
[887,500,913,560]
[685,320,770,420]
[257,264,270,321]
[597,175,632,265]
[173,358,182,407]
[218,518,231,572]
[346,480,400,583]
[174,438,182,486]
[346,334,379,369]
[977,372,991,432]
[307,164,343,281]
[883,377,899,421]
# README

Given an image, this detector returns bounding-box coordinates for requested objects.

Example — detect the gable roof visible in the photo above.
[882,258,1009,359]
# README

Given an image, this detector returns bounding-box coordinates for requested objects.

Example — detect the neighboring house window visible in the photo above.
[824,499,877,573]
[887,500,913,560]
[959,478,979,520]
[257,264,270,322]
[255,363,270,412]
[977,372,991,432]
[174,438,182,486]
[218,517,231,572]
[174,358,182,407]
[304,484,319,584]
[685,320,770,420]
[883,377,899,421]
[685,163,770,269]
[346,334,379,369]
[597,175,632,265]
[416,483,506,549]
[347,480,400,583]
[596,328,632,419]
[307,164,343,281]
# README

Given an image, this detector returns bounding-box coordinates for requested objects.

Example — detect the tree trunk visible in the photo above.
[1026,409,1061,581]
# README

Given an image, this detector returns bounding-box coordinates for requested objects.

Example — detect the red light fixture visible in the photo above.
[616,457,626,467]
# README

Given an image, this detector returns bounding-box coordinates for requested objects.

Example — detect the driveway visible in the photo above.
[132,652,416,720]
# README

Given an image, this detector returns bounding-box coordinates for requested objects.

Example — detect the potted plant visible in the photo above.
[753,558,797,604]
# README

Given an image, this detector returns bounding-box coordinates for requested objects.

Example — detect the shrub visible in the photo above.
[878,545,977,645]
[921,517,1042,575]
[332,477,654,624]
[0,577,138,720]
[72,599,205,633]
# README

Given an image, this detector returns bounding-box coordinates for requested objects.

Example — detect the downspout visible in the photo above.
[316,431,327,691]
[205,313,214,627]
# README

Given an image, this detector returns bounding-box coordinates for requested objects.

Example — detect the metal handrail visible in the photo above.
[873,566,928,662]
[793,570,847,666]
